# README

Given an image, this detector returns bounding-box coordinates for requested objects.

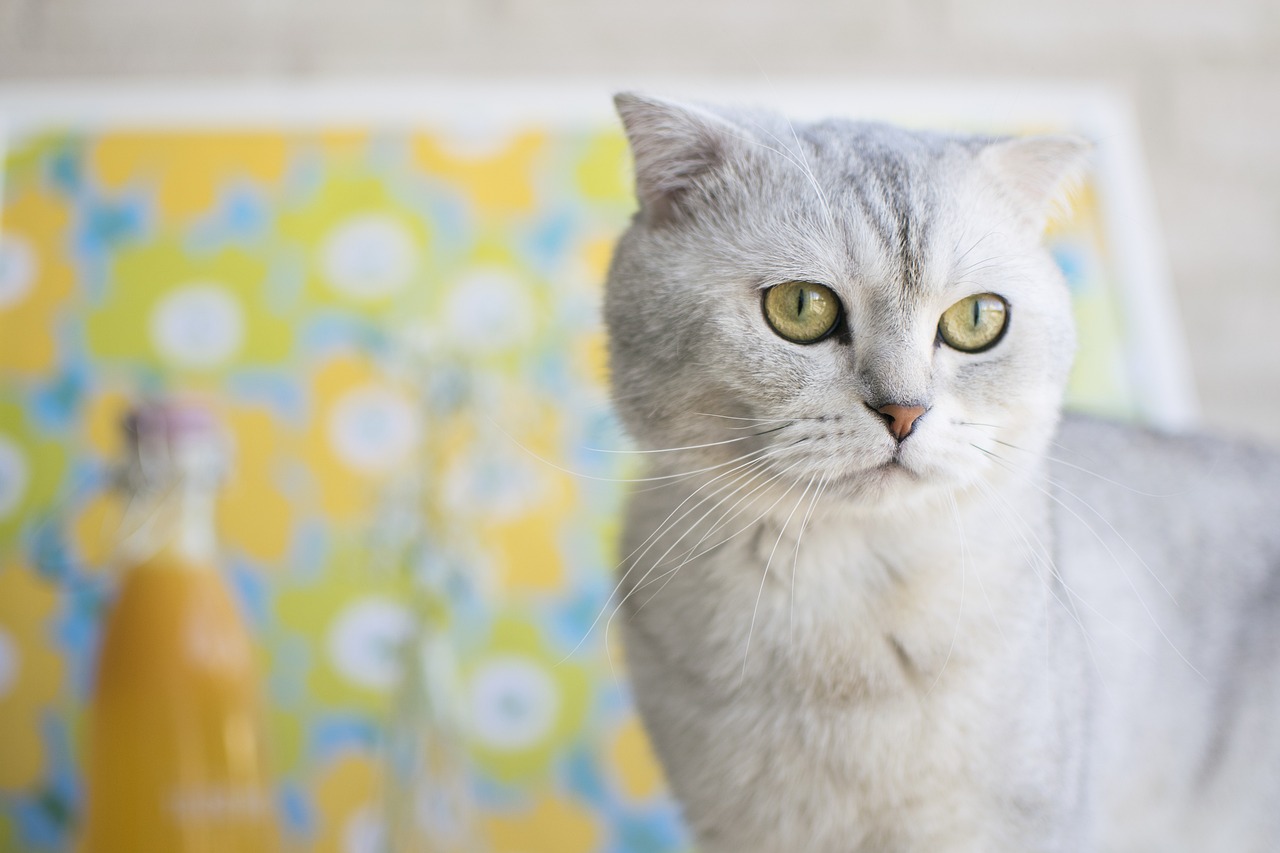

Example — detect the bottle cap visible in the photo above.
[121,400,227,490]
[125,401,218,441]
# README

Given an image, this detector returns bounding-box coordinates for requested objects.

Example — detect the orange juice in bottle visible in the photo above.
[80,402,278,852]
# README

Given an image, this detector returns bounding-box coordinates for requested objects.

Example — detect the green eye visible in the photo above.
[938,293,1009,353]
[762,281,842,344]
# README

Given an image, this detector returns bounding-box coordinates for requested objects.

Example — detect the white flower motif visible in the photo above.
[327,385,421,475]
[443,267,535,353]
[342,803,387,853]
[149,282,245,368]
[321,215,418,301]
[466,655,559,751]
[0,435,28,519]
[0,627,17,699]
[328,597,416,691]
[0,234,35,309]
[441,451,545,519]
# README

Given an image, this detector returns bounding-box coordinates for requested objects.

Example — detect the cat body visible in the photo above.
[604,94,1280,852]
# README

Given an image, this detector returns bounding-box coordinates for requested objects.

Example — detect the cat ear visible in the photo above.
[980,135,1093,234]
[614,92,737,225]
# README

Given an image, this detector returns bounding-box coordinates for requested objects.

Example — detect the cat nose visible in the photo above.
[873,403,927,442]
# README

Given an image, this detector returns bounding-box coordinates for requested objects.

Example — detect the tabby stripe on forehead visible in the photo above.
[878,153,929,296]
[847,151,931,296]
[847,175,896,255]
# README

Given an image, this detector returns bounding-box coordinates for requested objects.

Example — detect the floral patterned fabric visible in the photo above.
[0,116,1132,852]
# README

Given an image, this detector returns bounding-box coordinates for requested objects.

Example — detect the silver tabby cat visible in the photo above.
[603,93,1280,852]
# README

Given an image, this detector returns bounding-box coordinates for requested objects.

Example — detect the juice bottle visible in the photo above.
[80,402,278,852]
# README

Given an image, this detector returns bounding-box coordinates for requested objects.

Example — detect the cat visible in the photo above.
[603,92,1280,853]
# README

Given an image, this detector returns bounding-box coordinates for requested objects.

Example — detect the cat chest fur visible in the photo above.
[618,492,1085,853]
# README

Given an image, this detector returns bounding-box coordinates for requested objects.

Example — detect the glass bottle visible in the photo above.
[80,402,278,852]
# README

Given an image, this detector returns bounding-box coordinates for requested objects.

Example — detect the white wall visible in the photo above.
[2,0,1277,442]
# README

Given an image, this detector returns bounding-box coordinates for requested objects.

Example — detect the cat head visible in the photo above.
[605,93,1089,508]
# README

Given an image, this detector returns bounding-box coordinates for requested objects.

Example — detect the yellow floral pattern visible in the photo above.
[85,239,294,375]
[312,750,382,853]
[410,131,547,218]
[218,402,297,564]
[0,186,75,378]
[89,132,290,224]
[484,793,600,853]
[0,561,64,791]
[0,115,1132,853]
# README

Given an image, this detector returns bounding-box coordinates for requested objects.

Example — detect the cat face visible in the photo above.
[605,94,1087,508]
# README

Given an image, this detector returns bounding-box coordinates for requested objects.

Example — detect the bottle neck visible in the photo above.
[118,472,220,570]
[114,403,227,571]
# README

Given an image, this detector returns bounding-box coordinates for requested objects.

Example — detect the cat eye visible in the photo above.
[938,293,1009,353]
[762,281,842,344]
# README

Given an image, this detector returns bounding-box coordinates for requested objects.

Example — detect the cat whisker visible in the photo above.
[611,465,815,687]
[973,467,1146,655]
[583,422,792,455]
[742,473,818,683]
[608,457,804,661]
[600,461,780,682]
[967,452,1106,651]
[952,227,1001,271]
[628,455,782,581]
[974,442,1181,606]
[492,415,791,486]
[566,450,784,664]
[957,421,1101,465]
[750,67,841,235]
[630,457,806,608]
[694,411,817,426]
[693,412,791,422]
[947,489,1011,653]
[627,455,816,617]
[953,253,1014,280]
[726,121,837,236]
[762,115,837,233]
[927,490,967,696]
[667,461,814,576]
[1043,474,1181,606]
[985,437,1185,499]
[791,472,830,643]
[971,475,1108,682]
[974,444,1202,679]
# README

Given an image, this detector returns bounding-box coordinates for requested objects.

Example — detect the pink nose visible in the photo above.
[876,403,927,442]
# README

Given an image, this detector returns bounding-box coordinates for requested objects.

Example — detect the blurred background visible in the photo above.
[0,2,1276,853]
[2,0,1278,441]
